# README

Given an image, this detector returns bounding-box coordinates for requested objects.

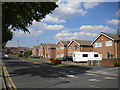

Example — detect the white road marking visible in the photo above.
[109,68,118,70]
[85,73,98,76]
[66,75,77,78]
[88,84,100,88]
[89,79,100,82]
[58,77,64,80]
[104,77,116,79]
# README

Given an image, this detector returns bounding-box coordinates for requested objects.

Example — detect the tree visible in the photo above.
[24,50,32,58]
[2,2,58,47]
[2,29,13,48]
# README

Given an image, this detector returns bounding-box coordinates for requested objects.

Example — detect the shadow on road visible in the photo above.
[9,62,92,78]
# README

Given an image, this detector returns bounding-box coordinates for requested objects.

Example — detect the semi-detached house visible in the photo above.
[45,44,56,59]
[92,32,120,67]
[38,43,46,58]
[67,40,93,56]
[92,32,120,59]
[56,41,70,58]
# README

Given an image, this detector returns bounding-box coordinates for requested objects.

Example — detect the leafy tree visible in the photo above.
[24,50,32,58]
[2,2,58,47]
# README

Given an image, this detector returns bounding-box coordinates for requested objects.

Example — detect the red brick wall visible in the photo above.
[68,42,80,56]
[116,41,120,58]
[56,42,68,58]
[38,45,45,58]
[101,58,120,67]
[68,42,93,56]
[56,42,64,58]
[50,48,56,58]
[45,45,50,58]
[45,45,56,59]
[81,46,93,52]
[64,46,68,56]
[93,35,118,58]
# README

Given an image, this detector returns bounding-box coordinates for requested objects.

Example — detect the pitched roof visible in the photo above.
[47,44,56,48]
[102,32,120,40]
[56,41,70,46]
[92,32,120,44]
[74,40,92,46]
[60,41,70,45]
[39,43,47,48]
[68,39,93,47]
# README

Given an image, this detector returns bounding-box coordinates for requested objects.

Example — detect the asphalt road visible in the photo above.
[2,59,119,89]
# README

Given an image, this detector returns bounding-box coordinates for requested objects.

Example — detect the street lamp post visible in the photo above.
[36,39,39,61]
[17,40,19,59]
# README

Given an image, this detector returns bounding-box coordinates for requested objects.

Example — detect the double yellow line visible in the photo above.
[2,64,17,89]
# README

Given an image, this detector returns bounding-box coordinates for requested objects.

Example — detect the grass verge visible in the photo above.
[57,64,79,67]
[26,60,46,64]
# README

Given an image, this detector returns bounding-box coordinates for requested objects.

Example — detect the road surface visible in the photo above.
[2,59,118,89]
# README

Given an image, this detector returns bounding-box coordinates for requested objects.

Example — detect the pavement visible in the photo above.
[0,59,6,89]
[0,58,3,89]
[61,61,119,76]
[2,59,119,88]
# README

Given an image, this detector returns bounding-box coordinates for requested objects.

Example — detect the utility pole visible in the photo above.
[17,40,19,59]
[36,39,39,61]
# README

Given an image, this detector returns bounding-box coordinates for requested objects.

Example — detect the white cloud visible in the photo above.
[80,25,115,33]
[42,15,66,23]
[47,25,64,30]
[13,28,43,37]
[13,21,64,37]
[106,19,119,25]
[83,2,100,9]
[42,2,100,24]
[117,9,120,17]
[55,25,116,41]
[51,1,87,19]
[6,41,23,47]
[55,29,97,41]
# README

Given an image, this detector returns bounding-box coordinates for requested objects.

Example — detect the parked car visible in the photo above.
[63,56,73,61]
[2,54,9,59]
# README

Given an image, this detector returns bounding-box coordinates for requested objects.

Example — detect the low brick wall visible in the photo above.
[101,58,120,67]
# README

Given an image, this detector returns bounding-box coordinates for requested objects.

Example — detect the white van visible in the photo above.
[72,52,102,62]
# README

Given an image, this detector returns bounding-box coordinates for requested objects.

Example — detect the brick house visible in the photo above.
[32,46,38,56]
[56,41,70,58]
[38,43,46,58]
[45,44,56,59]
[92,32,120,59]
[67,40,93,56]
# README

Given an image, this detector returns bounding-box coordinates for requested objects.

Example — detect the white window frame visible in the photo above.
[106,41,112,47]
[61,46,64,49]
[69,46,72,50]
[74,46,78,50]
[94,42,102,48]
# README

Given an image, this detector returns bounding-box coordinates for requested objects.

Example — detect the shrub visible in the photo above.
[115,62,120,67]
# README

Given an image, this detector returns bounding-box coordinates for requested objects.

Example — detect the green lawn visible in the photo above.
[26,60,46,64]
[57,64,79,67]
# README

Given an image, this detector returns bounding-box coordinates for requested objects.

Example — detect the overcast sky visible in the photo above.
[6,0,119,48]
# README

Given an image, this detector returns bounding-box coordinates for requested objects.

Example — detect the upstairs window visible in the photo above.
[69,46,72,50]
[94,42,102,48]
[56,46,59,50]
[61,46,64,49]
[106,41,112,47]
[74,46,78,50]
